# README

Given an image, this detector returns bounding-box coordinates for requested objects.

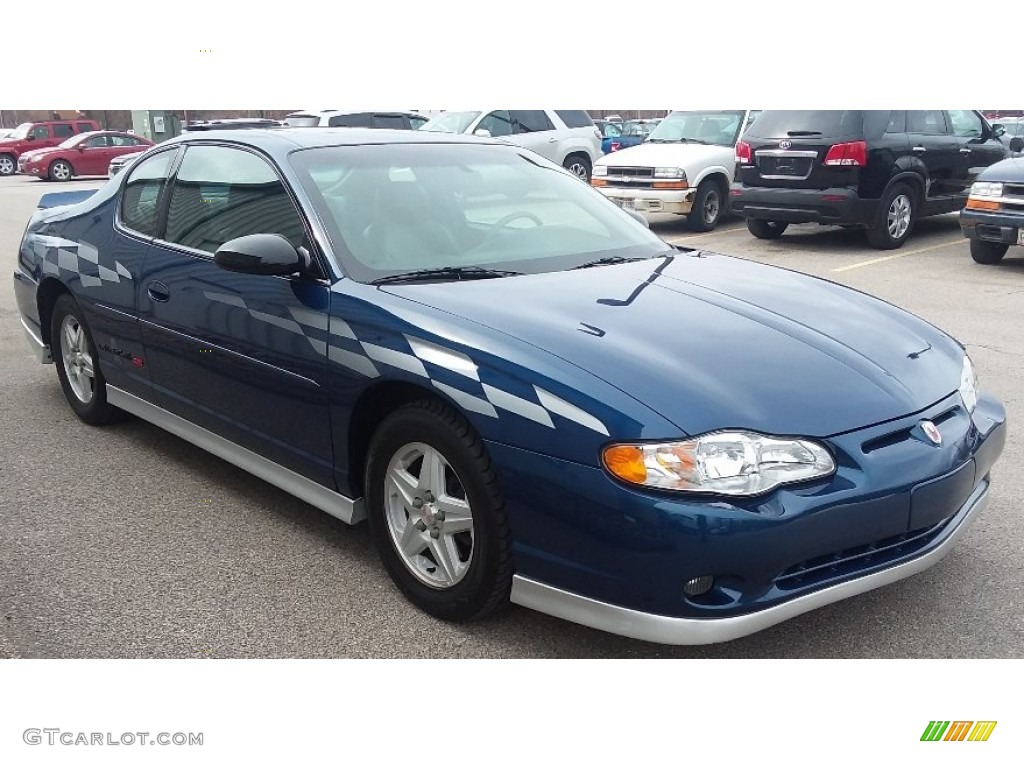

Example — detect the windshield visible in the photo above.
[646,111,745,146]
[10,123,32,140]
[289,143,667,283]
[284,114,320,127]
[419,111,481,134]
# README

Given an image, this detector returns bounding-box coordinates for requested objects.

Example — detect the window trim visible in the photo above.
[907,110,950,136]
[510,109,556,134]
[134,140,330,282]
[945,109,985,140]
[113,146,183,243]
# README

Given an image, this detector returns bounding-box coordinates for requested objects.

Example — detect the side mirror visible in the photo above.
[473,129,491,138]
[1010,137,1024,154]
[992,124,1006,138]
[213,233,302,276]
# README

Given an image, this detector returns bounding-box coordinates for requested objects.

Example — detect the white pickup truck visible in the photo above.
[591,110,759,231]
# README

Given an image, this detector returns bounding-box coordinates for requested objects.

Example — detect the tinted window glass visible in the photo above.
[885,111,906,133]
[76,123,94,133]
[373,115,409,129]
[53,124,75,138]
[947,110,983,139]
[745,110,864,138]
[30,125,50,140]
[328,113,372,127]
[84,135,109,148]
[511,110,555,133]
[477,110,513,137]
[110,135,137,146]
[165,145,305,254]
[120,150,174,237]
[409,116,428,129]
[907,111,948,135]
[555,110,595,128]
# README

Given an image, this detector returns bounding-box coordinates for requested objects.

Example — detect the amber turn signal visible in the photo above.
[602,445,646,484]
[965,197,1000,211]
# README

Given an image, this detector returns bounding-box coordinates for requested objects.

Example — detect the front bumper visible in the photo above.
[495,390,1006,644]
[960,207,1023,246]
[596,185,695,214]
[730,184,876,225]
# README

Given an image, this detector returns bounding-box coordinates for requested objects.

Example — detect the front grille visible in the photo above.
[1004,183,1024,198]
[607,166,654,178]
[774,517,952,591]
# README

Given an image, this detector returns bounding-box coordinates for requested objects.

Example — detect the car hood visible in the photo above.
[597,141,733,169]
[381,252,964,438]
[979,157,1024,181]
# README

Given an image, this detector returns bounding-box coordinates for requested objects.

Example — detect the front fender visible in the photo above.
[690,164,735,188]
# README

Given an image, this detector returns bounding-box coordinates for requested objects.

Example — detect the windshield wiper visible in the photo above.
[370,266,522,285]
[573,255,653,270]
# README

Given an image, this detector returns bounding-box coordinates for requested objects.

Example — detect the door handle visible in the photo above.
[147,281,170,302]
[912,146,927,153]
[959,148,972,154]
[547,137,558,143]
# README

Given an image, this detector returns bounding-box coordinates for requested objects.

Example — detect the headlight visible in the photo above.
[602,431,835,496]
[654,167,686,179]
[969,181,1003,198]
[592,165,608,177]
[959,355,978,414]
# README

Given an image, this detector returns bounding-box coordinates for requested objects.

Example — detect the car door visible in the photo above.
[510,110,560,162]
[76,134,111,175]
[22,123,51,153]
[475,110,514,141]
[906,110,959,200]
[137,142,335,486]
[51,122,76,148]
[947,109,1007,197]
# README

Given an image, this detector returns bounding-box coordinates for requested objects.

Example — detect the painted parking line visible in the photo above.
[830,237,964,273]
[664,224,749,244]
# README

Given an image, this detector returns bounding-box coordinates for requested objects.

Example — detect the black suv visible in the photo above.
[731,110,1011,249]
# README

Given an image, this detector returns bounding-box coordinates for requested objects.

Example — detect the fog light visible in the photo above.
[683,576,714,596]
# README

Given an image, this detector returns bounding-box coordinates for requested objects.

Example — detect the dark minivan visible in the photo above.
[731,110,1010,249]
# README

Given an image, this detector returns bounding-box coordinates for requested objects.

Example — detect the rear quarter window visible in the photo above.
[555,110,595,129]
[745,110,865,139]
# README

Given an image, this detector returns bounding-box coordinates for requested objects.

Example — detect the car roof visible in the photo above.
[163,126,503,152]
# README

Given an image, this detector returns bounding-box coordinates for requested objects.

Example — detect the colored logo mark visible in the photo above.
[921,721,997,742]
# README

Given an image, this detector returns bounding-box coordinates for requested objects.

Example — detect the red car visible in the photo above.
[17,131,154,181]
[0,118,101,175]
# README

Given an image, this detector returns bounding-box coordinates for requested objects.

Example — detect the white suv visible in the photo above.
[592,110,760,231]
[420,110,603,181]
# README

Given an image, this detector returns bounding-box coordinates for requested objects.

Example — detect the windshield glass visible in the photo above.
[10,123,32,140]
[646,111,745,146]
[419,111,481,134]
[290,143,667,283]
[284,114,320,127]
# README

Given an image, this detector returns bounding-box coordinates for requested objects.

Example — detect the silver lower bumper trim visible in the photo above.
[107,386,366,525]
[510,479,990,645]
[21,316,52,364]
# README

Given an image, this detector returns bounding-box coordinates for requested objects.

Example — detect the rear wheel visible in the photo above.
[687,178,725,232]
[51,294,120,425]
[365,399,513,622]
[0,154,15,176]
[563,154,591,182]
[866,183,915,249]
[746,219,788,239]
[970,239,1009,264]
[48,159,73,182]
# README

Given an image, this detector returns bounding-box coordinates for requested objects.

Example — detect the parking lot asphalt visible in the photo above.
[1,174,1021,659]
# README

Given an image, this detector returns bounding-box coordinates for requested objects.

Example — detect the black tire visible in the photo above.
[48,159,73,182]
[746,218,788,239]
[865,183,916,250]
[0,153,15,176]
[50,294,120,425]
[563,153,592,182]
[364,398,513,622]
[970,239,1009,265]
[687,178,726,232]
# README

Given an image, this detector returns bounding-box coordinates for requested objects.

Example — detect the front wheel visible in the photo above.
[747,219,788,239]
[48,160,73,182]
[970,239,1009,264]
[365,399,513,622]
[563,154,592,182]
[866,183,915,249]
[0,154,15,176]
[687,179,725,232]
[51,294,120,425]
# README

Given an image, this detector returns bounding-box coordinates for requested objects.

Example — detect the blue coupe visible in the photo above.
[13,128,1006,644]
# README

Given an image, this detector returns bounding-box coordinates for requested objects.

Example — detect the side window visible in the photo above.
[554,110,594,129]
[164,145,306,254]
[373,115,409,130]
[120,151,175,237]
[885,111,906,133]
[603,123,621,138]
[76,122,95,134]
[84,135,109,148]
[408,116,428,130]
[30,125,50,140]
[53,124,75,139]
[328,113,371,127]
[477,111,513,137]
[511,110,555,133]
[947,110,984,139]
[907,111,948,135]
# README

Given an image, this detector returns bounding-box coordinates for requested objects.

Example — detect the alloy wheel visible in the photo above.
[703,189,721,225]
[52,161,72,181]
[384,442,475,589]
[887,194,912,239]
[0,156,14,175]
[60,315,95,404]
[567,161,588,180]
